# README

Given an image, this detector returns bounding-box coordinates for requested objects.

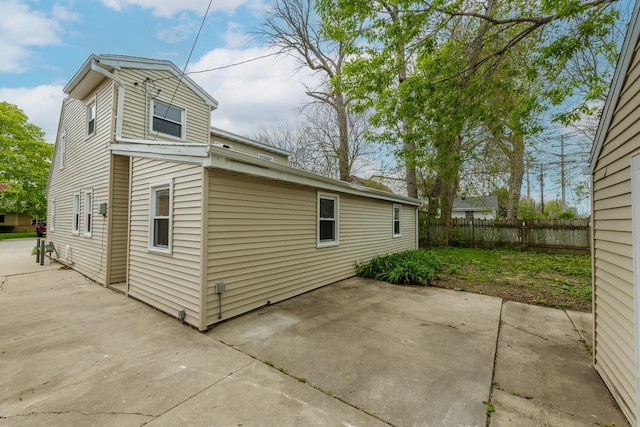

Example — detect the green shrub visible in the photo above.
[357,249,443,285]
[0,225,15,233]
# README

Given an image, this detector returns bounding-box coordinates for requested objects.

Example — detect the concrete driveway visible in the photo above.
[0,238,629,426]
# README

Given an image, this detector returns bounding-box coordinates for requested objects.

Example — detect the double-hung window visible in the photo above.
[83,190,93,236]
[152,100,185,139]
[149,180,173,254]
[318,193,339,247]
[86,100,96,137]
[393,204,402,237]
[72,192,80,234]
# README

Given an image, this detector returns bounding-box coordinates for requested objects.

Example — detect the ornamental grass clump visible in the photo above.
[357,249,443,286]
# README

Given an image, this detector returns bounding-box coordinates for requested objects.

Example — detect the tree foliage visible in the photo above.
[317,0,620,243]
[0,102,53,218]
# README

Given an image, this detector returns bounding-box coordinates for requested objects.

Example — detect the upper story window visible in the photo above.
[393,204,402,237]
[152,100,185,139]
[86,100,96,137]
[317,193,339,247]
[257,153,274,162]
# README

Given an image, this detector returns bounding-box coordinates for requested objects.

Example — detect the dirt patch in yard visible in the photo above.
[430,248,592,312]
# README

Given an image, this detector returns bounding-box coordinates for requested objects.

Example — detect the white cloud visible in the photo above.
[0,85,66,143]
[188,47,320,135]
[0,0,77,73]
[99,0,248,18]
[155,13,198,43]
[222,22,251,48]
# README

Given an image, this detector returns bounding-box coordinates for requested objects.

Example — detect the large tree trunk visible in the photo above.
[507,134,525,219]
[335,93,351,181]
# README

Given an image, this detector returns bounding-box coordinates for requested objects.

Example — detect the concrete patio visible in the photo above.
[0,238,628,426]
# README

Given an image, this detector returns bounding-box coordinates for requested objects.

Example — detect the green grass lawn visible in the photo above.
[0,232,37,240]
[357,247,592,312]
[430,247,592,311]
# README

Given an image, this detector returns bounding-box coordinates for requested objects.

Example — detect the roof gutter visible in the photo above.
[90,59,125,140]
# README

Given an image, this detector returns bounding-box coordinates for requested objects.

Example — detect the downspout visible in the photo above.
[90,60,124,140]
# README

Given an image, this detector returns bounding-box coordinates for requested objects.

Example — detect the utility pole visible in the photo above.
[560,136,566,210]
[539,164,544,215]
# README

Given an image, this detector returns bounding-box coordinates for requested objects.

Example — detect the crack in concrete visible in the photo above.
[486,301,504,427]
[499,321,566,345]
[140,359,255,426]
[0,409,155,419]
[205,335,396,426]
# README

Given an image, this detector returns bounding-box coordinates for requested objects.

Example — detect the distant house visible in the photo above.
[46,54,422,331]
[452,196,498,220]
[0,211,34,232]
[588,1,640,425]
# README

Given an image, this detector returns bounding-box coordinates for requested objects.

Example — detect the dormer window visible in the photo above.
[152,100,185,139]
[86,100,96,137]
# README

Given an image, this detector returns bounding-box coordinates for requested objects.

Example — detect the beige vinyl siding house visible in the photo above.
[0,212,34,232]
[47,53,422,333]
[589,2,640,425]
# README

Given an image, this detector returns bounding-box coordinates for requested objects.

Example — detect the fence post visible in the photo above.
[36,238,40,263]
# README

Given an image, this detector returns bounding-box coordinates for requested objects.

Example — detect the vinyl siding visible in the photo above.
[211,133,289,165]
[108,154,130,284]
[46,80,114,285]
[592,39,640,424]
[127,158,203,328]
[204,170,417,327]
[118,68,210,143]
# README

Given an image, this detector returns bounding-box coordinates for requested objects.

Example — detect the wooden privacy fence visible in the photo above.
[422,218,591,255]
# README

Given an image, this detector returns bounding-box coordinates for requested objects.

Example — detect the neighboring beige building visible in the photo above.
[0,212,34,232]
[589,1,640,425]
[47,54,421,331]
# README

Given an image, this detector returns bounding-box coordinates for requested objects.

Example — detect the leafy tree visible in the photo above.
[318,0,620,243]
[258,0,363,181]
[0,102,53,218]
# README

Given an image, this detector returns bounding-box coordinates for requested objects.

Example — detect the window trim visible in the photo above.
[150,100,186,141]
[317,192,339,248]
[50,199,56,232]
[393,204,402,238]
[72,192,80,235]
[59,131,66,170]
[82,189,93,237]
[86,98,96,138]
[148,180,173,255]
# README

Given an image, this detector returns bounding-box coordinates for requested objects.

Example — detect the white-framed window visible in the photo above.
[317,193,339,247]
[59,131,66,169]
[83,189,93,237]
[86,99,96,137]
[148,180,173,254]
[50,200,56,232]
[72,192,80,234]
[393,204,402,237]
[151,100,185,139]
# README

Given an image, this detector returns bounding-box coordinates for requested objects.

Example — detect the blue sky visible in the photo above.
[0,0,314,142]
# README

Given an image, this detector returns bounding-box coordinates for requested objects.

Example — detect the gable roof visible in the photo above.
[64,54,218,109]
[452,196,498,211]
[589,0,640,173]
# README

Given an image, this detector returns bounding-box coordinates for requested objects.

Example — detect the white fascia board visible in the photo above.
[109,141,207,164]
[204,146,423,206]
[210,126,291,157]
[589,1,640,174]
